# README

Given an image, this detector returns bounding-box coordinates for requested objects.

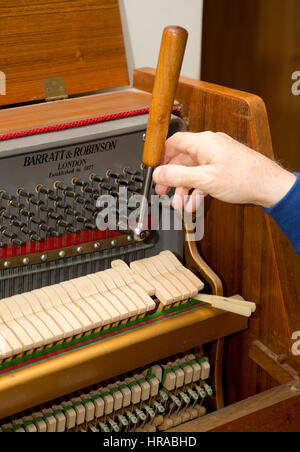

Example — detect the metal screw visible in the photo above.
[22,257,30,265]
[59,250,66,258]
[142,133,146,141]
[127,235,132,242]
[77,246,83,254]
[94,242,100,250]
[111,240,117,247]
[4,261,11,269]
[41,254,47,262]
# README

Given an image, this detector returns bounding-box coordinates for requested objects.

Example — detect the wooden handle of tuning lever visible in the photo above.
[142,26,188,168]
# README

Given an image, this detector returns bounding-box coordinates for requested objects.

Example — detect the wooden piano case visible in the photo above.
[0,0,299,432]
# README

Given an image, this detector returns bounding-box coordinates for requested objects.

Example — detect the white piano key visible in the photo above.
[111,260,155,296]
[0,324,14,358]
[111,288,138,318]
[93,293,123,323]
[141,259,182,302]
[70,277,99,298]
[128,283,156,313]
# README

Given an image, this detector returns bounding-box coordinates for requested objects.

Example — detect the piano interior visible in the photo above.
[0,0,299,434]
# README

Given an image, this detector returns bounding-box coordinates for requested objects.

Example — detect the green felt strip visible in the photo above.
[33,417,43,424]
[146,374,156,382]
[63,406,73,413]
[118,384,127,391]
[23,420,34,429]
[110,388,120,395]
[181,362,190,369]
[162,368,172,385]
[100,391,110,399]
[72,401,82,408]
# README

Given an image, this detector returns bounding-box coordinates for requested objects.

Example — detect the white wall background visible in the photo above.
[119,0,203,84]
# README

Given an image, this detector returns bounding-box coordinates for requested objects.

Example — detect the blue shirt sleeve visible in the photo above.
[263,173,300,254]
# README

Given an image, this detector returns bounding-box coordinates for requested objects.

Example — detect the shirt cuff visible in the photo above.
[263,173,300,253]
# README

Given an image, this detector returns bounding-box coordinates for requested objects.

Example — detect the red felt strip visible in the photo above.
[0,107,182,142]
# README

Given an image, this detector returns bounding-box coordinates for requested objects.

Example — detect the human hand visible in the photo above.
[153,132,296,211]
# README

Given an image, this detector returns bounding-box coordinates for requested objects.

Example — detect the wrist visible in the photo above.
[260,170,297,209]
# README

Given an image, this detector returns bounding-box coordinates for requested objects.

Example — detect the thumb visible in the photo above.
[153,165,213,190]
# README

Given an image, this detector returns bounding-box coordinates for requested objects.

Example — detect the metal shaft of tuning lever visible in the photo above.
[132,26,188,240]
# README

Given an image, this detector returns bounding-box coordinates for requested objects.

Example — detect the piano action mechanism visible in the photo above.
[0,0,298,432]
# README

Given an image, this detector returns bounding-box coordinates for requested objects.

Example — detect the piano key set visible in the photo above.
[0,252,205,364]
[0,350,212,433]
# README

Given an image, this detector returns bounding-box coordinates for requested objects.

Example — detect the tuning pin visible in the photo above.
[8,200,23,216]
[116,178,130,187]
[72,178,87,189]
[16,188,30,204]
[67,225,80,234]
[30,233,43,243]
[0,192,11,204]
[49,229,60,238]
[11,219,25,229]
[57,219,69,229]
[76,216,86,225]
[48,193,62,204]
[0,226,7,248]
[85,222,97,231]
[49,211,61,221]
[65,208,77,218]
[28,196,45,209]
[82,185,94,195]
[39,223,49,234]
[107,170,122,180]
[123,167,141,177]
[12,238,25,247]
[99,183,112,193]
[65,191,76,199]
[131,175,144,184]
[36,185,53,196]
[3,230,17,241]
[89,173,104,185]
[75,196,86,205]
[54,181,69,192]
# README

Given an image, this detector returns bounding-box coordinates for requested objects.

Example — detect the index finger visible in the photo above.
[161,131,216,166]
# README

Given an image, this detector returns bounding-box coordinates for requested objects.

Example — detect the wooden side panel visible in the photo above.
[134,68,300,403]
[0,0,129,106]
[201,0,300,302]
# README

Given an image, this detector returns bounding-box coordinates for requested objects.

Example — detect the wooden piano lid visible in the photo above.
[0,0,129,106]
